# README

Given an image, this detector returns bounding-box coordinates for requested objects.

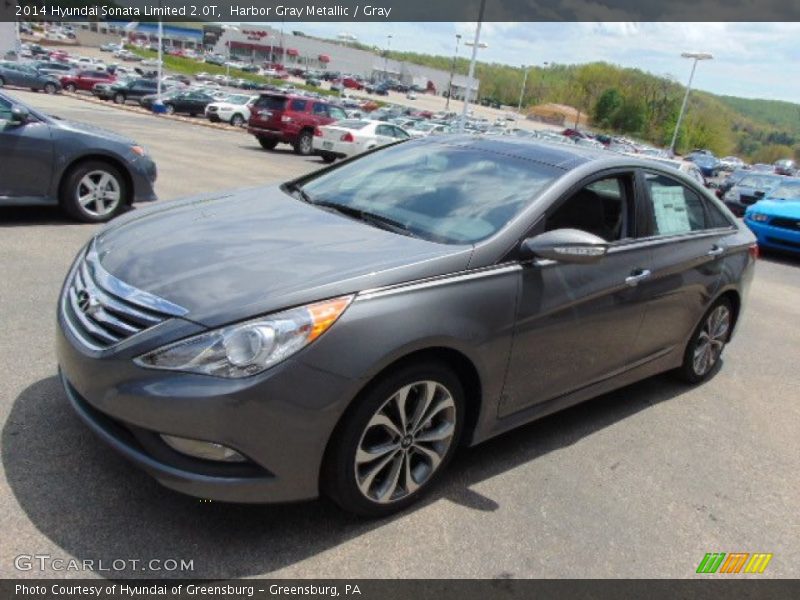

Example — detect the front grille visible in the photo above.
[769,217,800,231]
[62,243,187,350]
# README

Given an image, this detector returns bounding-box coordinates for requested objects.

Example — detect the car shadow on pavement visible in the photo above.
[4,371,697,578]
[0,206,78,227]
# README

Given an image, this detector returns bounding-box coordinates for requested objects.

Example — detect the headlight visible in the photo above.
[134,295,353,378]
[748,213,769,223]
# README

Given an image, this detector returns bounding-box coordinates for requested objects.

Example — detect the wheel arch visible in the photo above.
[319,345,484,485]
[57,153,134,206]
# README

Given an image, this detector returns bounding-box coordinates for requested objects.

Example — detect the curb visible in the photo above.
[62,91,249,134]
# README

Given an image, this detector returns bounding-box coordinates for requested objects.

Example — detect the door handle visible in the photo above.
[707,245,725,257]
[625,269,652,287]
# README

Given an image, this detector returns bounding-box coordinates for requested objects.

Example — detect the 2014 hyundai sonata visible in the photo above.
[57,136,756,516]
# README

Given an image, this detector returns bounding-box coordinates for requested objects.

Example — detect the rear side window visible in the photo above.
[328,106,347,120]
[643,172,706,236]
[289,99,308,112]
[254,95,287,110]
[312,102,329,116]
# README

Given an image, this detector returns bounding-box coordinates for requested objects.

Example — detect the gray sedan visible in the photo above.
[0,61,61,94]
[0,91,157,222]
[56,137,756,516]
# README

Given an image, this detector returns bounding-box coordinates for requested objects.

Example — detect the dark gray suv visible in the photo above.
[56,137,756,516]
[0,91,157,222]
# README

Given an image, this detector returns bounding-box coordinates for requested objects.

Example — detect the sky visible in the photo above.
[252,22,800,104]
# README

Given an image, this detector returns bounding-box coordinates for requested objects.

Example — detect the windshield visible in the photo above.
[335,119,370,130]
[225,94,251,104]
[739,175,778,189]
[768,182,800,200]
[298,142,560,244]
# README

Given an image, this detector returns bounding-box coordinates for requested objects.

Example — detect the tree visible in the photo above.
[593,88,622,128]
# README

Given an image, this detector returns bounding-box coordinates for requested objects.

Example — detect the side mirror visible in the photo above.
[9,106,30,125]
[520,228,609,265]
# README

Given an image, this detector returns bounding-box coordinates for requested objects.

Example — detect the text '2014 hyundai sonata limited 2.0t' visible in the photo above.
[57,136,756,516]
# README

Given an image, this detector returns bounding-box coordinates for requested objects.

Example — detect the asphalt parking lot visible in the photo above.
[1,90,798,580]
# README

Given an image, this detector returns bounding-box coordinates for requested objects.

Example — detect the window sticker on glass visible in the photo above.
[650,184,692,235]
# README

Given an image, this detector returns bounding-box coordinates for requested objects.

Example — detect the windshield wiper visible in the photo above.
[312,200,418,238]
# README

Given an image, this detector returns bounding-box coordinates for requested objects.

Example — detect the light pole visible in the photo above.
[384,34,392,81]
[221,24,239,81]
[459,0,488,132]
[445,33,461,111]
[669,52,713,155]
[517,64,529,115]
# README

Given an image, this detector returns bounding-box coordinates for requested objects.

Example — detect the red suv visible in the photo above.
[248,93,348,155]
[60,70,115,93]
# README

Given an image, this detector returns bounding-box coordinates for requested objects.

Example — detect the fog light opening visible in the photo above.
[160,434,246,463]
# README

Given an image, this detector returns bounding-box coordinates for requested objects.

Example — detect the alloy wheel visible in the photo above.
[354,380,457,504]
[692,305,731,376]
[75,170,122,218]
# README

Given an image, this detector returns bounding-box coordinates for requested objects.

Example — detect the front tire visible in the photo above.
[320,152,337,164]
[676,298,733,384]
[113,92,126,104]
[230,113,244,127]
[60,160,128,223]
[64,83,77,93]
[322,362,464,517]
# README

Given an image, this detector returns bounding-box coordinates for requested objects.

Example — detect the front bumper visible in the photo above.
[56,316,359,503]
[744,217,800,254]
[130,156,158,204]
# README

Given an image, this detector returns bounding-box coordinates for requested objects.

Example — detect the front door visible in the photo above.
[500,172,651,417]
[0,99,53,200]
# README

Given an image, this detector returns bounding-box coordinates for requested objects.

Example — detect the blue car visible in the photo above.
[744,179,800,254]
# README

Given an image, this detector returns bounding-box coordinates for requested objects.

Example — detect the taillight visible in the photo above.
[748,243,759,260]
[314,127,323,137]
[340,132,354,142]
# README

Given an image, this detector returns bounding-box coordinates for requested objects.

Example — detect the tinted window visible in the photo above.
[289,99,308,111]
[254,95,286,110]
[643,172,706,236]
[705,201,733,228]
[376,124,394,136]
[393,127,410,139]
[547,176,630,242]
[328,106,347,120]
[0,96,12,122]
[300,142,560,244]
[312,102,329,116]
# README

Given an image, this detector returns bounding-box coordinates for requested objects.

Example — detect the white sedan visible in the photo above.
[204,94,258,126]
[313,119,411,163]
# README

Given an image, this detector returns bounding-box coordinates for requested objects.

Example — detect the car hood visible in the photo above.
[750,199,800,218]
[49,118,137,146]
[94,186,473,328]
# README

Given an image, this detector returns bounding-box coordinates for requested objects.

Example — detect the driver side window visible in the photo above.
[0,97,13,124]
[545,175,632,242]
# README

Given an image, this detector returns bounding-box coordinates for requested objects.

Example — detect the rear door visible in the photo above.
[251,94,287,128]
[629,170,734,364]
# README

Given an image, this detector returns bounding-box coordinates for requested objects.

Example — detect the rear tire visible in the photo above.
[322,361,465,517]
[321,153,337,164]
[64,83,77,93]
[294,130,314,155]
[60,160,128,224]
[675,298,733,384]
[258,138,278,150]
[230,113,244,127]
